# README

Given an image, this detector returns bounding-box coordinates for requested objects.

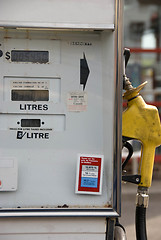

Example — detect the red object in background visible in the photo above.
[129,48,161,53]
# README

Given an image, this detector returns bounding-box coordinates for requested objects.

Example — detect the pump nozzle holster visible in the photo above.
[122,83,161,188]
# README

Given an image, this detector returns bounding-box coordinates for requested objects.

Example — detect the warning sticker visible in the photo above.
[67,92,87,112]
[75,154,104,195]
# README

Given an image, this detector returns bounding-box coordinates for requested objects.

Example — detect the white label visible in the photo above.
[82,171,98,178]
[82,165,98,172]
[67,92,87,112]
[11,80,49,90]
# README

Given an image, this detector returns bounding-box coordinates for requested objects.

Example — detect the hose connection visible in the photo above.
[123,74,134,91]
[136,187,149,208]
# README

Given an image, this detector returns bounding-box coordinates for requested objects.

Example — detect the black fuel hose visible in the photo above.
[135,205,147,240]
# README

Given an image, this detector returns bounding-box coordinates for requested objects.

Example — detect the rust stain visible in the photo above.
[56,204,112,209]
[26,30,30,39]
[4,30,11,39]
[57,204,69,208]
[14,203,112,209]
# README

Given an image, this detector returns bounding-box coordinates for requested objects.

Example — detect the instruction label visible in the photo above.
[76,154,104,195]
[11,80,49,90]
[67,92,87,112]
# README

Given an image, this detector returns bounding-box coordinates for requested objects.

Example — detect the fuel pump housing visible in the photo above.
[0,0,123,239]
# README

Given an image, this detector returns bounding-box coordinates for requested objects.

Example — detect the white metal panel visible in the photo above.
[0,217,106,240]
[0,114,65,131]
[0,29,115,210]
[0,217,106,233]
[0,158,17,191]
[4,77,61,104]
[0,0,115,29]
[4,39,61,64]
[0,234,105,240]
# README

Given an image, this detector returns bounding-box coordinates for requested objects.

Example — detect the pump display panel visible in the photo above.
[11,50,49,63]
[21,119,41,127]
[11,89,49,101]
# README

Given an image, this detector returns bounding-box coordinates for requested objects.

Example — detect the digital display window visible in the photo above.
[11,90,49,101]
[21,119,41,127]
[11,50,49,63]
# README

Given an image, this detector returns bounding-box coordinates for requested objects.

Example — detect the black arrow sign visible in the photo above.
[80,53,90,90]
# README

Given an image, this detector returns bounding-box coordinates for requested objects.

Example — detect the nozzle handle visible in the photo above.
[139,144,156,188]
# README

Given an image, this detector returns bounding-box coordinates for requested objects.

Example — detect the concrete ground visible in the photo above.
[120,180,161,240]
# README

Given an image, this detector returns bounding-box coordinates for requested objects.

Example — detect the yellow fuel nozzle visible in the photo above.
[122,82,161,188]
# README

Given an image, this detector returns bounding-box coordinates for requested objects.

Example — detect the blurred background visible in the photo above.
[122,0,161,239]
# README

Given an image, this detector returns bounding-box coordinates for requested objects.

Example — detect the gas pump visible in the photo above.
[0,0,123,239]
[122,49,161,240]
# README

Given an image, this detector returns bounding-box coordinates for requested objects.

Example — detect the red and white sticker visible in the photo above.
[75,154,104,195]
[67,92,87,112]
